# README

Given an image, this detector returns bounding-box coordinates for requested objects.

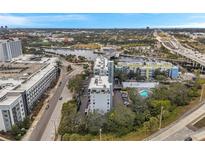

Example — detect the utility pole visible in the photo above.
[99,128,102,141]
[159,106,164,130]
[200,84,204,102]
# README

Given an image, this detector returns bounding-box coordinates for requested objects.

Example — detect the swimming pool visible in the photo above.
[139,90,149,97]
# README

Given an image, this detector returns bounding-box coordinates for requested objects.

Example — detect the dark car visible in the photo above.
[184,137,192,141]
[46,104,49,110]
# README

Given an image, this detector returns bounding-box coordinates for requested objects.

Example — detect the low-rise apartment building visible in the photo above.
[115,60,179,79]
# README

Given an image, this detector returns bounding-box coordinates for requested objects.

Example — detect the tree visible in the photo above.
[67,65,72,72]
[114,71,128,82]
[155,75,167,81]
[106,104,135,136]
[86,112,106,135]
[128,88,147,113]
[148,100,171,117]
[168,83,190,106]
[142,117,159,133]
[11,125,21,136]
[68,74,84,94]
[58,100,87,135]
[56,60,62,68]
[58,101,77,135]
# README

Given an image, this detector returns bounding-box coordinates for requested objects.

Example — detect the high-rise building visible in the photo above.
[0,39,22,62]
[88,56,113,114]
[93,56,114,83]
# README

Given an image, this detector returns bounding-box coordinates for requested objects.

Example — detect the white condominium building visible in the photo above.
[0,39,23,62]
[88,76,112,113]
[87,56,114,114]
[94,56,114,83]
[94,57,109,76]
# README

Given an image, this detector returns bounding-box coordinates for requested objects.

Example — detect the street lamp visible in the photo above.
[53,121,57,141]
[159,105,164,130]
[99,128,102,141]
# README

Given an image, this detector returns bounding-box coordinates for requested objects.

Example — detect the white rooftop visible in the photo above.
[122,82,159,89]
[0,95,21,106]
[0,55,58,106]
[88,76,110,89]
[0,79,22,99]
[15,58,57,91]
[94,56,109,71]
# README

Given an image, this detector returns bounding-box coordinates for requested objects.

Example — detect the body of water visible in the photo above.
[45,49,98,61]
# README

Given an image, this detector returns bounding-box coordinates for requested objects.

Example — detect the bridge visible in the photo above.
[156,32,205,74]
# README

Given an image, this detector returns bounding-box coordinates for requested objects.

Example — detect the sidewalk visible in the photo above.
[0,135,11,141]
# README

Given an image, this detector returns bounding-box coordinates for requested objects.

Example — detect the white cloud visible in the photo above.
[0,14,29,26]
[0,14,88,27]
[189,15,205,19]
[152,22,205,28]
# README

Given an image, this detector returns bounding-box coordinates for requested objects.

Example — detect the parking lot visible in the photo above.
[78,76,91,115]
[113,90,130,107]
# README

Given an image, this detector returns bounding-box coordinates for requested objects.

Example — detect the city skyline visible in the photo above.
[1,13,205,28]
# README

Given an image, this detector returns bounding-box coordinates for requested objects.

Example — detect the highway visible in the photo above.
[155,31,205,69]
[147,102,205,141]
[23,58,83,141]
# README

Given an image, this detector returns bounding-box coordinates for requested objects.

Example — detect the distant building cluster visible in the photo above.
[115,60,179,79]
[88,56,114,113]
[0,26,8,31]
[0,39,23,62]
[0,55,59,131]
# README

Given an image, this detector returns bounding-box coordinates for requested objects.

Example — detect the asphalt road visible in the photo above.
[28,62,82,141]
[147,102,205,141]
[40,66,83,140]
[40,81,72,140]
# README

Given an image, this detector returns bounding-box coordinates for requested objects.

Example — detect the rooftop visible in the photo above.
[117,60,174,69]
[0,62,45,80]
[0,95,21,106]
[94,56,109,71]
[88,76,110,89]
[0,54,58,106]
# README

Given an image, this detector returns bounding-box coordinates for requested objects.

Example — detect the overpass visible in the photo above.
[156,32,205,74]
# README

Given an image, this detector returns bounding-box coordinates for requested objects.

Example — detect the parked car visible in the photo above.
[46,104,49,110]
[123,101,130,106]
[59,96,63,100]
[184,137,192,141]
[121,93,128,98]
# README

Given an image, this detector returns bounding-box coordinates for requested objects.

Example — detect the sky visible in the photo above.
[1,13,205,28]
